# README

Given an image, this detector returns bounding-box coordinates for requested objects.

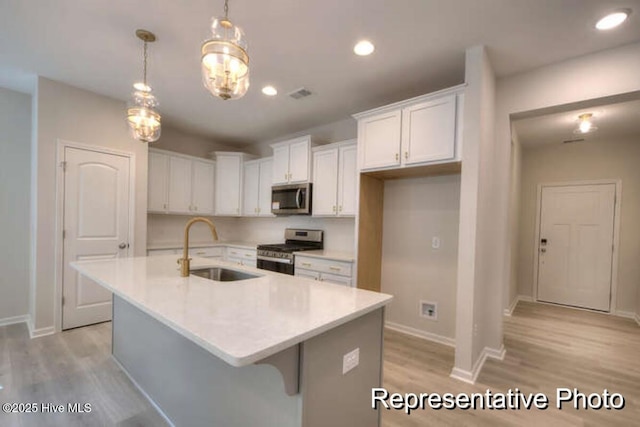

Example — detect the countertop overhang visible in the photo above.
[71,256,392,367]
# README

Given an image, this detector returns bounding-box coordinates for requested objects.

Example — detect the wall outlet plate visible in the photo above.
[432,236,441,249]
[342,348,360,375]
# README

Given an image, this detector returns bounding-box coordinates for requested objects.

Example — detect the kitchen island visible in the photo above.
[71,255,392,427]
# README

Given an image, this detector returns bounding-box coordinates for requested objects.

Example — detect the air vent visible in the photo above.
[563,138,585,144]
[288,87,312,100]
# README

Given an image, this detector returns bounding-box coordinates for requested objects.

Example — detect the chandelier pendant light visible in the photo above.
[201,0,250,100]
[574,113,598,135]
[126,29,161,143]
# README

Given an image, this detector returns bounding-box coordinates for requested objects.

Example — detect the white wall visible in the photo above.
[453,45,502,379]
[31,77,149,332]
[381,175,460,341]
[506,133,522,312]
[498,41,640,321]
[152,126,238,159]
[518,137,640,315]
[0,87,31,321]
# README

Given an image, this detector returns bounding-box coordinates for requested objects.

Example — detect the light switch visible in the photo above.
[432,237,441,250]
[342,348,360,374]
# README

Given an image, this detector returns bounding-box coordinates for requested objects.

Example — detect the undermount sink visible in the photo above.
[189,267,261,282]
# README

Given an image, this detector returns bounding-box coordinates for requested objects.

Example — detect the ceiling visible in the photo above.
[513,97,640,147]
[2,0,640,145]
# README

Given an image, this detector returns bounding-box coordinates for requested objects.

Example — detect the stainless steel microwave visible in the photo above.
[271,183,312,215]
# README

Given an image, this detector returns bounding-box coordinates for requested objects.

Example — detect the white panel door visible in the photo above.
[312,149,338,216]
[337,145,357,216]
[168,156,192,213]
[288,138,310,183]
[243,161,260,216]
[537,184,616,312]
[359,110,401,170]
[272,145,290,185]
[191,160,215,215]
[215,154,242,216]
[147,151,168,212]
[401,95,456,165]
[63,147,131,329]
[258,158,274,216]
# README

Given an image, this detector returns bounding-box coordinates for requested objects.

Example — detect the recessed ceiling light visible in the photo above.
[596,10,630,30]
[354,40,375,56]
[262,85,278,96]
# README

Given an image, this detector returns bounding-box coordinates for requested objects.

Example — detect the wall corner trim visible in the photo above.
[0,314,29,328]
[384,322,455,348]
[449,345,506,384]
[27,318,55,339]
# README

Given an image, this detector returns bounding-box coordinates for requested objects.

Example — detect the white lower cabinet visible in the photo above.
[225,247,257,268]
[147,246,223,259]
[294,256,354,287]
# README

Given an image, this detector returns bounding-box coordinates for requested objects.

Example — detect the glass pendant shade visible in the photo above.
[127,87,161,143]
[201,16,250,100]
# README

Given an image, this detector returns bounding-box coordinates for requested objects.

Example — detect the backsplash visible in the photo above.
[147,214,356,253]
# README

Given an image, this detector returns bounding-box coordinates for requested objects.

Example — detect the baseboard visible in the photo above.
[518,295,533,302]
[112,356,176,427]
[0,314,29,328]
[503,297,519,316]
[27,318,55,339]
[615,310,636,320]
[385,322,455,348]
[450,345,505,384]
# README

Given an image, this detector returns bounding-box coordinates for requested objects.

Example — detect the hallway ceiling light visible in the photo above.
[201,0,250,100]
[262,85,277,96]
[596,10,630,30]
[126,29,161,143]
[574,113,598,134]
[354,40,375,56]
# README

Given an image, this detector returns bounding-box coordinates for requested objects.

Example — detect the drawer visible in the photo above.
[225,247,257,260]
[192,247,224,258]
[320,273,352,287]
[294,256,352,277]
[295,269,320,281]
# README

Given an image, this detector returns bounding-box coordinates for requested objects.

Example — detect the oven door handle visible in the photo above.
[295,188,302,209]
[257,255,293,264]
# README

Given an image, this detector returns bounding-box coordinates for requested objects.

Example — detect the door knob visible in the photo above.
[540,248,546,253]
[119,243,127,249]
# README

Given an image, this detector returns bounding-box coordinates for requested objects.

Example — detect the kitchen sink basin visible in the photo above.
[189,267,261,282]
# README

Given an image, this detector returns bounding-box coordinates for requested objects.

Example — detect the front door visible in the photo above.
[536,184,616,312]
[62,147,131,329]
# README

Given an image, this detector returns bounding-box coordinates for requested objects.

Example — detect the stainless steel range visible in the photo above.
[256,229,323,275]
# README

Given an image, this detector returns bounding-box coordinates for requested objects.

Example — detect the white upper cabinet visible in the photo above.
[148,149,216,215]
[354,86,464,172]
[214,152,253,216]
[148,151,169,212]
[312,140,357,217]
[242,157,273,217]
[271,135,312,185]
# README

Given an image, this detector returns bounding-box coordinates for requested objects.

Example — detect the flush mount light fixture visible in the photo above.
[126,29,161,143]
[596,9,631,30]
[201,0,250,100]
[574,113,598,134]
[354,40,375,56]
[261,85,278,96]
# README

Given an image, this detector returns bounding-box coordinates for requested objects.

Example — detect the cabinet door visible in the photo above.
[359,110,401,170]
[148,151,168,212]
[272,145,290,185]
[191,160,215,215]
[288,138,310,183]
[401,95,456,165]
[258,159,274,216]
[337,145,357,216]
[242,161,259,216]
[312,149,338,216]
[215,155,242,216]
[168,156,192,213]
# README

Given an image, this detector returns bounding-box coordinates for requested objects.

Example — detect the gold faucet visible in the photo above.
[178,217,219,277]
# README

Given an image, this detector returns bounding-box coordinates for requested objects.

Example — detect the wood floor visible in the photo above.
[0,302,638,426]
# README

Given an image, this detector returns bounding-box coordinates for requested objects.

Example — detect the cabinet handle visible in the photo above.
[339,206,343,212]
[333,206,336,212]
[196,251,206,255]
[194,206,198,211]
[284,173,288,181]
[404,152,408,160]
[244,254,252,258]
[302,262,312,267]
[257,207,260,213]
[163,203,167,209]
[395,153,399,161]
[230,251,238,255]
[329,266,341,272]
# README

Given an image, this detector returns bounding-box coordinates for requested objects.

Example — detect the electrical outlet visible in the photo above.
[420,301,438,320]
[342,348,360,375]
[432,237,441,250]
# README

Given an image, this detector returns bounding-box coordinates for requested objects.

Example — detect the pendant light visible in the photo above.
[201,0,250,100]
[574,113,597,135]
[126,29,161,143]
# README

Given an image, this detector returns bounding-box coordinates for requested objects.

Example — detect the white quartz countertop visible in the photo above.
[293,250,355,263]
[147,241,259,251]
[71,255,391,367]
